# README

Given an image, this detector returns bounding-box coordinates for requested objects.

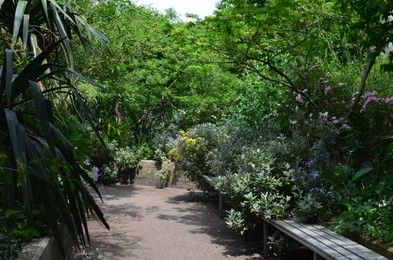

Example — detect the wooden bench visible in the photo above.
[201,175,223,218]
[263,218,388,260]
[200,175,386,259]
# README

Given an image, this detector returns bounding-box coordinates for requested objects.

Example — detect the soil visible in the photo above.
[80,184,313,260]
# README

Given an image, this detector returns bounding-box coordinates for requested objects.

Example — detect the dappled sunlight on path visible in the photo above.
[87,185,308,260]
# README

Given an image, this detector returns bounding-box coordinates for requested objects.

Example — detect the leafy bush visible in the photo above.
[208,78,393,244]
[215,141,294,234]
[267,231,297,255]
[0,230,25,260]
[154,170,171,188]
[168,123,222,181]
[90,140,141,184]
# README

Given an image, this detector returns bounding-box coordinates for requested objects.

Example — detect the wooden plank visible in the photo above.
[266,219,387,260]
[285,220,361,260]
[266,219,350,260]
[310,224,388,260]
[202,175,216,187]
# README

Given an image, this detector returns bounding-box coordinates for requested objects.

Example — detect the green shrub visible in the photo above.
[0,230,25,260]
[90,140,141,184]
[216,150,293,235]
[168,123,222,181]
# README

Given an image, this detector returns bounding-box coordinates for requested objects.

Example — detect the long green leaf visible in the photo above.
[0,0,5,11]
[50,2,74,68]
[30,34,38,58]
[3,50,13,107]
[51,176,79,249]
[40,0,49,23]
[11,40,61,101]
[75,16,110,50]
[2,181,15,233]
[68,68,107,91]
[49,123,75,156]
[64,180,87,246]
[39,177,66,255]
[4,109,34,228]
[352,166,372,182]
[82,188,110,230]
[25,135,48,177]
[29,80,56,155]
[4,109,25,170]
[12,0,28,47]
[49,0,76,26]
[23,14,29,49]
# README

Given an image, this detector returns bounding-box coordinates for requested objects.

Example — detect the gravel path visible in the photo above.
[86,185,309,260]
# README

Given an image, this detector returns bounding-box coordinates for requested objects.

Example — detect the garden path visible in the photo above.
[86,185,310,260]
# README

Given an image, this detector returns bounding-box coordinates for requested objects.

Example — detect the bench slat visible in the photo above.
[202,175,217,187]
[286,221,362,260]
[265,219,388,260]
[309,224,387,260]
[269,219,351,260]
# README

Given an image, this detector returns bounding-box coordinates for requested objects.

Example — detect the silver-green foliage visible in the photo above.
[216,152,293,234]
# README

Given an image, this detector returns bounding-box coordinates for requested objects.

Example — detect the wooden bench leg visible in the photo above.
[202,181,207,198]
[218,192,223,219]
[264,220,269,258]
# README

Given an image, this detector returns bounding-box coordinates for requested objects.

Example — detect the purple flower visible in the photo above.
[341,123,351,130]
[361,91,380,112]
[354,140,362,146]
[324,86,331,95]
[310,171,320,179]
[296,93,303,102]
[92,166,100,182]
[305,159,314,168]
[385,96,393,105]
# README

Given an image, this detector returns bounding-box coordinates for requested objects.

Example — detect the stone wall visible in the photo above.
[135,160,198,190]
[18,225,73,260]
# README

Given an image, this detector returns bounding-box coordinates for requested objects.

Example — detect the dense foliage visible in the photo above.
[2,0,393,257]
[154,0,393,248]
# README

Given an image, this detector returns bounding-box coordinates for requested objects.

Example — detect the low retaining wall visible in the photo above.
[135,160,198,190]
[18,226,73,260]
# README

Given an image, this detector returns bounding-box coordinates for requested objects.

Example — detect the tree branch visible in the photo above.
[347,51,378,118]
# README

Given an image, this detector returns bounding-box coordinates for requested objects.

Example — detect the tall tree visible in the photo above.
[74,0,239,145]
[205,0,357,112]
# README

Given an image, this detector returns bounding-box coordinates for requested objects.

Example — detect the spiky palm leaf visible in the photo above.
[0,0,109,254]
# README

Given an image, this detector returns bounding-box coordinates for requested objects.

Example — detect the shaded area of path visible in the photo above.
[87,185,309,260]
